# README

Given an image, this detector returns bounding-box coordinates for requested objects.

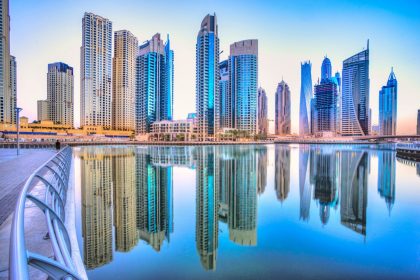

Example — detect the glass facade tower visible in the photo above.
[196,14,220,140]
[257,87,268,136]
[299,61,313,135]
[0,0,12,124]
[379,68,397,136]
[341,41,370,136]
[219,60,230,129]
[228,39,258,135]
[136,33,174,134]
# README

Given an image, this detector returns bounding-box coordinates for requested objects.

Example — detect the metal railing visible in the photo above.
[9,146,82,280]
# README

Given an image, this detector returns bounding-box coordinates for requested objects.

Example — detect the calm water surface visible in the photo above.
[73,144,420,279]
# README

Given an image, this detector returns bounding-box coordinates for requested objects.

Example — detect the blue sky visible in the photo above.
[10,0,420,133]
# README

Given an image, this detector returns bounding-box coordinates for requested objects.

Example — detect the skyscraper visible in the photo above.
[196,14,220,140]
[229,39,258,135]
[47,62,74,127]
[299,61,313,136]
[321,56,332,81]
[136,33,173,134]
[9,55,16,123]
[219,60,231,129]
[37,100,49,121]
[313,79,338,136]
[342,41,370,136]
[0,0,12,124]
[417,109,420,135]
[334,71,342,135]
[81,13,113,128]
[257,87,268,136]
[275,80,291,135]
[113,30,138,131]
[379,68,397,136]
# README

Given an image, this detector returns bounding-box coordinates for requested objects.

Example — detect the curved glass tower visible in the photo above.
[341,41,370,136]
[299,61,312,135]
[196,14,220,140]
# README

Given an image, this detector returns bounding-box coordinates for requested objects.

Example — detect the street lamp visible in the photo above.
[15,107,22,155]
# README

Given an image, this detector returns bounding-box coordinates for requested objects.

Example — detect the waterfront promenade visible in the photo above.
[0,148,55,279]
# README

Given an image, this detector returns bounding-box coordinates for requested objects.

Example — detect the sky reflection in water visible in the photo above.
[73,144,420,279]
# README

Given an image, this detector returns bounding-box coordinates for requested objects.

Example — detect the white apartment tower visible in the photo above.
[47,62,74,126]
[81,12,113,128]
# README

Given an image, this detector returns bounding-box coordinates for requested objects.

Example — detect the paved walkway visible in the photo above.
[0,149,55,226]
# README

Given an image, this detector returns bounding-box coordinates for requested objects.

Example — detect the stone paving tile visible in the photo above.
[0,149,54,226]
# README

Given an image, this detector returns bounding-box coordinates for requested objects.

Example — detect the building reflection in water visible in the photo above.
[136,147,174,252]
[340,151,368,236]
[195,146,219,270]
[311,148,340,225]
[113,147,138,252]
[377,151,396,214]
[78,144,400,272]
[299,146,311,221]
[227,146,258,246]
[275,145,290,202]
[80,147,113,269]
[256,146,267,195]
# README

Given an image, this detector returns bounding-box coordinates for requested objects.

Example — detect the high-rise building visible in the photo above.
[299,61,313,135]
[379,68,397,136]
[113,30,138,131]
[81,13,112,128]
[321,56,332,81]
[229,39,258,135]
[0,0,12,124]
[9,55,16,123]
[196,14,220,140]
[275,80,291,135]
[136,33,173,134]
[219,60,230,129]
[313,80,338,136]
[342,41,370,136]
[37,100,49,121]
[334,71,342,135]
[257,87,268,136]
[417,109,420,135]
[47,62,74,127]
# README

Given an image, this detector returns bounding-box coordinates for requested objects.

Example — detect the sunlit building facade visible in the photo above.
[342,42,370,136]
[229,39,258,135]
[0,0,12,124]
[37,100,49,121]
[47,62,74,127]
[257,87,268,136]
[275,80,291,135]
[9,55,16,123]
[379,68,397,136]
[299,61,312,135]
[196,14,220,140]
[136,33,173,134]
[113,30,138,131]
[81,13,113,128]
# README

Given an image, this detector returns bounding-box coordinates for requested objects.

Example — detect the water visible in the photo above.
[73,144,420,279]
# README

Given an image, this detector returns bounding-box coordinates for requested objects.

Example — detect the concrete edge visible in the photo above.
[65,151,88,280]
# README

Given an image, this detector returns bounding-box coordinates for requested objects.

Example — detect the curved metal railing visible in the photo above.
[9,146,82,280]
